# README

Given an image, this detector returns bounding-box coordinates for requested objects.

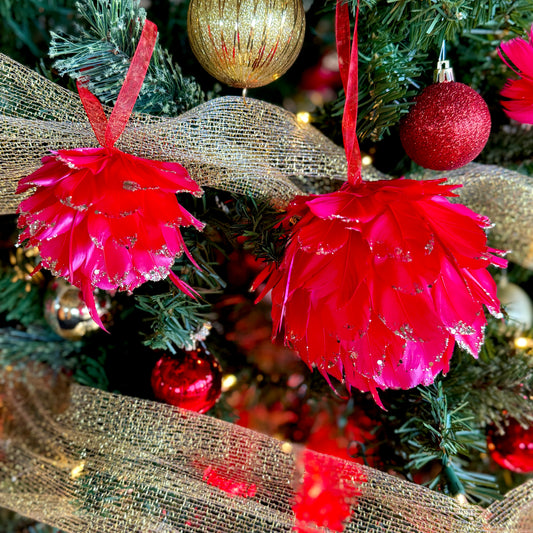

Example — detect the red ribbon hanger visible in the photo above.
[77,19,158,149]
[335,0,361,184]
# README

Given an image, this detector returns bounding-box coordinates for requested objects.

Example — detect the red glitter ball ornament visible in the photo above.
[487,418,533,473]
[400,81,491,171]
[151,349,222,413]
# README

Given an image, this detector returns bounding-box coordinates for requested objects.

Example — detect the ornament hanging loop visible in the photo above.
[76,20,158,149]
[242,87,249,107]
[335,0,362,185]
[435,40,455,82]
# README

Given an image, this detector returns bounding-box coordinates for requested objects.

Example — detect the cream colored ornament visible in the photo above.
[187,0,306,89]
[497,276,533,331]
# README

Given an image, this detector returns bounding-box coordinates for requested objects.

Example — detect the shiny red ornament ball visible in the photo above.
[400,81,491,171]
[487,418,533,473]
[151,349,222,413]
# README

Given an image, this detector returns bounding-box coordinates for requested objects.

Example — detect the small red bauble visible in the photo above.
[400,81,491,171]
[151,349,222,413]
[487,418,533,473]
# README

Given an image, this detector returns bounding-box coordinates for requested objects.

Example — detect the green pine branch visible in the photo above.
[0,274,44,327]
[49,0,205,116]
[0,326,82,370]
[326,0,533,142]
[229,195,288,264]
[372,1,530,49]
[0,325,110,390]
[446,320,533,431]
[382,314,533,503]
[136,288,214,353]
[133,190,287,353]
[0,0,76,62]
[357,42,426,142]
[135,214,227,353]
[393,381,500,503]
[439,460,502,503]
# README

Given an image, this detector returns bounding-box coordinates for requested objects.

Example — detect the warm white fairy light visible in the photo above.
[454,493,469,506]
[296,111,311,123]
[70,462,85,479]
[281,442,293,454]
[221,374,237,391]
[514,336,531,349]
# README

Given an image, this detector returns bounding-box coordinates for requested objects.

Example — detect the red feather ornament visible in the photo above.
[16,21,204,329]
[253,1,505,406]
[499,25,533,124]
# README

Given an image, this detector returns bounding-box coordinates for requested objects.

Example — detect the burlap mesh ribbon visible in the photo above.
[0,371,531,532]
[2,53,533,530]
[2,53,532,267]
[409,164,533,271]
[0,52,346,211]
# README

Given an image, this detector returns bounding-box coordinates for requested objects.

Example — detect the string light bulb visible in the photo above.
[70,462,85,479]
[514,336,531,350]
[361,154,373,166]
[296,111,311,124]
[221,374,237,391]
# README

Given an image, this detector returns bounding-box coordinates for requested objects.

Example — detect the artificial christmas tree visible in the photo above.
[0,0,533,531]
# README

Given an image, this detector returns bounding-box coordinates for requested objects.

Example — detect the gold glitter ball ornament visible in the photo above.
[187,0,306,89]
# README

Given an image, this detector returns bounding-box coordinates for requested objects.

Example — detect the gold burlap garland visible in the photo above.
[2,53,533,267]
[2,53,533,531]
[0,52,345,211]
[0,371,532,532]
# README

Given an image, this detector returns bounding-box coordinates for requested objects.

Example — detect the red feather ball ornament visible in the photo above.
[499,25,533,124]
[16,21,203,329]
[253,1,505,406]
